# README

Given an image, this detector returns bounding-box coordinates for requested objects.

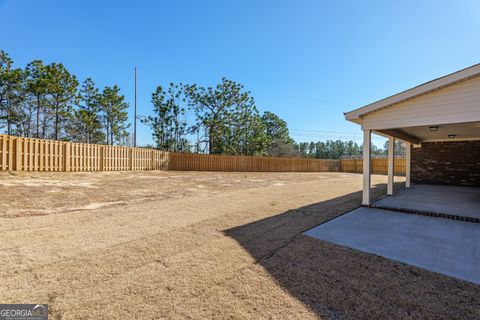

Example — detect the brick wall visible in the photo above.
[411,140,480,187]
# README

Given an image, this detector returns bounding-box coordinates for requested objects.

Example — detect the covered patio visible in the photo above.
[345,63,480,210]
[306,64,480,284]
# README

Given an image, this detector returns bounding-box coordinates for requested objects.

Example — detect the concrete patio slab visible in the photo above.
[373,184,480,219]
[304,207,480,284]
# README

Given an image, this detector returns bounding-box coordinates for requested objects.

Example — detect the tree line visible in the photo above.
[294,140,362,159]
[0,50,130,145]
[294,139,405,159]
[1,49,396,159]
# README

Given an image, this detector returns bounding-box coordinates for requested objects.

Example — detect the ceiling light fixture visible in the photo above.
[429,126,439,132]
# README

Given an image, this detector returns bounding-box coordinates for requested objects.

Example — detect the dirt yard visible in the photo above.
[1,171,479,319]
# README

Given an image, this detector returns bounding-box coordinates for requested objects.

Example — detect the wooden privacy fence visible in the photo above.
[0,134,404,174]
[0,135,169,172]
[0,134,340,173]
[340,158,406,175]
[169,152,340,172]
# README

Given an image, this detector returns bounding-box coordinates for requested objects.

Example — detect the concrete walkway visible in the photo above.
[304,207,480,284]
[373,184,480,219]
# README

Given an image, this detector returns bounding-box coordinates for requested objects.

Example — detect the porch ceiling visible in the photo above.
[376,121,480,143]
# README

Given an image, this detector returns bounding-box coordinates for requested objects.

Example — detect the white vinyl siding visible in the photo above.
[362,76,480,130]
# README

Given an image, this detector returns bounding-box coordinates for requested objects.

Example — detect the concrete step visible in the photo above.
[364,204,480,224]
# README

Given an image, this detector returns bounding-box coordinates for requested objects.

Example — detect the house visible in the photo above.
[304,64,480,284]
[345,63,480,206]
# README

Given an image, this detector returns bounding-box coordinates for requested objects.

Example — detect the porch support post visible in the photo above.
[387,136,395,195]
[362,129,371,205]
[405,141,411,188]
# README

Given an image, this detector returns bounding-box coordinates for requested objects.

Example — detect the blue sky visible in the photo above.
[1,0,479,146]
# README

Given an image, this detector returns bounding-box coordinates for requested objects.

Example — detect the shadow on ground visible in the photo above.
[225,182,480,320]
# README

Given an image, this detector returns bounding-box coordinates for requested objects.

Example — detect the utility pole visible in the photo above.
[134,67,137,147]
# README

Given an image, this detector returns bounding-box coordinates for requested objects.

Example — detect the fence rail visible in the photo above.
[0,134,405,174]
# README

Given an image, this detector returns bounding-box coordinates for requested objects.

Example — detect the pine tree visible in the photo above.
[75,78,104,143]
[142,83,188,151]
[25,60,48,138]
[184,78,270,155]
[0,50,25,135]
[99,85,129,145]
[45,63,78,140]
[226,100,269,156]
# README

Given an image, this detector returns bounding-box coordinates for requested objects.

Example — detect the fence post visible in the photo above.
[15,137,22,171]
[151,149,155,170]
[100,145,105,171]
[8,136,13,171]
[1,135,6,171]
[129,148,134,170]
[64,142,70,172]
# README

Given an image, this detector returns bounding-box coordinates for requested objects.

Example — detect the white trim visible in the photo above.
[387,136,394,195]
[345,63,480,121]
[362,129,371,205]
[363,115,480,131]
[405,142,411,188]
[373,130,421,144]
[371,130,413,143]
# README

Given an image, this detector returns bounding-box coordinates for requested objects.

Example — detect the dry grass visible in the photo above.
[0,171,478,319]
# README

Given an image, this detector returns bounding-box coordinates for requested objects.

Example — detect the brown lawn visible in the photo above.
[0,171,478,319]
